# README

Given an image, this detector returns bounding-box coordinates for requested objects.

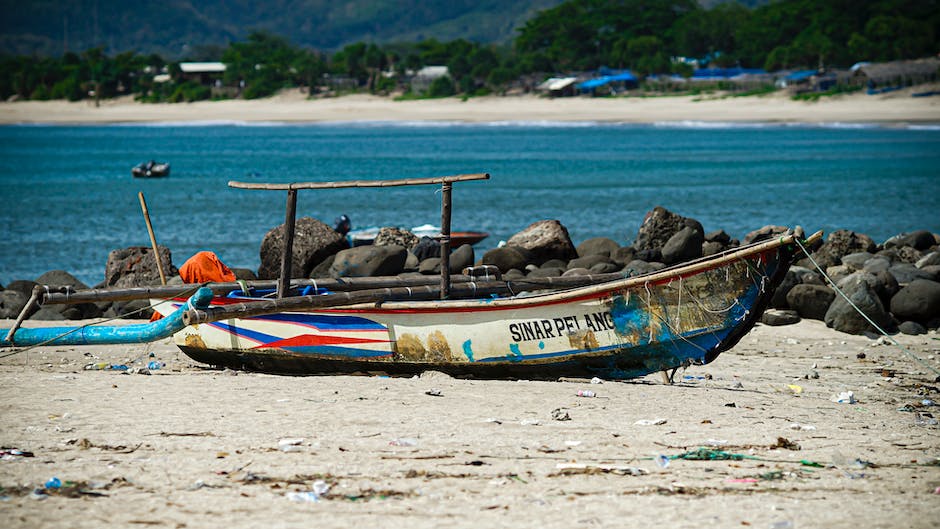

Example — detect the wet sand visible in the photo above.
[1,318,938,528]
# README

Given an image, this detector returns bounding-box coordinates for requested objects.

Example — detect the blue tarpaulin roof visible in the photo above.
[577,70,637,90]
[785,70,818,81]
[692,67,766,79]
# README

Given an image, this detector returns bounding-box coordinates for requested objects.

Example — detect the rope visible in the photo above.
[794,238,940,377]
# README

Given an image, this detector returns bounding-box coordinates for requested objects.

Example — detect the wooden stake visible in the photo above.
[440,181,452,300]
[278,189,298,299]
[138,192,167,285]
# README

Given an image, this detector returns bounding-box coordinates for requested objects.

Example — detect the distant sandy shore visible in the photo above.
[2,87,939,125]
[1,318,938,528]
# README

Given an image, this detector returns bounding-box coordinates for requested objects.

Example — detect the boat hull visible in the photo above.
[156,239,794,380]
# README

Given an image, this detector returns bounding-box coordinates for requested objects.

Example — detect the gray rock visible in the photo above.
[0,290,27,319]
[258,217,348,279]
[702,241,725,257]
[30,307,67,321]
[105,299,154,320]
[34,270,101,319]
[482,246,530,273]
[507,220,577,265]
[449,244,475,274]
[541,259,569,270]
[411,237,440,260]
[898,321,927,335]
[105,246,178,288]
[873,270,901,305]
[661,226,704,265]
[921,265,940,280]
[528,267,563,278]
[824,276,894,335]
[309,255,336,278]
[889,279,940,324]
[590,262,620,274]
[374,227,419,249]
[231,268,258,281]
[786,284,835,321]
[705,230,731,244]
[883,230,936,250]
[404,252,419,272]
[330,245,407,278]
[633,207,703,253]
[635,248,662,262]
[418,257,441,275]
[562,267,592,276]
[862,256,891,274]
[811,230,877,271]
[889,263,934,285]
[742,225,789,245]
[622,260,665,277]
[503,269,525,279]
[761,309,801,326]
[609,246,636,267]
[894,246,924,264]
[825,265,852,285]
[916,251,940,269]
[567,254,611,271]
[576,237,619,258]
[4,280,38,299]
[841,252,875,271]
[771,269,802,309]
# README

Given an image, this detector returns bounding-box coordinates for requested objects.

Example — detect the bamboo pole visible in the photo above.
[138,192,167,285]
[229,173,489,191]
[440,181,452,300]
[4,286,41,344]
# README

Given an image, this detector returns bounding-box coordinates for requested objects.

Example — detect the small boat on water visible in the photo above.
[0,173,818,382]
[132,160,171,178]
[348,223,489,247]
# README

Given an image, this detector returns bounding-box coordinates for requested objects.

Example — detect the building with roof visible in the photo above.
[576,70,638,95]
[411,66,450,93]
[178,62,227,85]
[536,76,579,97]
[852,58,939,93]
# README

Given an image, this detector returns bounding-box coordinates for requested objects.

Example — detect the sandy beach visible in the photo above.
[1,318,938,528]
[2,88,940,125]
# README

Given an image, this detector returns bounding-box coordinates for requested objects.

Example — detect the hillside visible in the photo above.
[0,0,566,58]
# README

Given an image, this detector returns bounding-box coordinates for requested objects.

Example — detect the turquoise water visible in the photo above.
[1,122,938,287]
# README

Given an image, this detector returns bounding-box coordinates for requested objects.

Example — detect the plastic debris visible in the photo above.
[424,389,443,397]
[576,390,596,398]
[278,438,304,452]
[706,439,728,446]
[787,384,803,394]
[770,521,794,529]
[654,454,670,468]
[1,448,35,460]
[831,391,856,404]
[634,418,667,426]
[286,480,330,502]
[551,408,571,421]
[726,478,758,483]
[147,361,164,370]
[590,377,603,384]
[555,463,647,476]
[789,423,817,431]
[44,477,61,489]
[520,419,540,426]
[389,438,418,447]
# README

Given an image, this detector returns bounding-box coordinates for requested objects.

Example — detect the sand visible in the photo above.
[2,87,939,125]
[1,318,938,528]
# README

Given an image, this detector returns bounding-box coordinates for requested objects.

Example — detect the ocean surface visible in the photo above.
[1,121,938,287]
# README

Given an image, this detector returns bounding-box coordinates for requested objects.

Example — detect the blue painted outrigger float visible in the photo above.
[0,173,820,382]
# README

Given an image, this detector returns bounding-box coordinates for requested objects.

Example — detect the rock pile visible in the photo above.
[4,208,938,334]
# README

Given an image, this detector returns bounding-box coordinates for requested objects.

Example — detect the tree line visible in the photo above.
[1,0,936,102]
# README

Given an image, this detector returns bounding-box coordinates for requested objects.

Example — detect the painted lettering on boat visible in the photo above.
[508,312,613,343]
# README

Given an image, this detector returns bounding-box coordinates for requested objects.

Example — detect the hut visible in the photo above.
[536,76,579,97]
[411,66,450,93]
[853,58,940,93]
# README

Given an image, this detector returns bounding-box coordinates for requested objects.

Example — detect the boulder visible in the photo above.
[836,271,895,305]
[528,267,563,278]
[503,269,525,279]
[633,207,703,253]
[329,245,407,278]
[889,279,940,324]
[622,260,665,277]
[418,258,441,275]
[916,251,940,268]
[449,244,475,273]
[635,248,662,262]
[567,254,612,271]
[562,268,592,277]
[404,252,419,272]
[258,217,348,280]
[888,263,934,285]
[922,265,940,280]
[34,270,102,319]
[4,280,38,300]
[30,307,67,321]
[590,262,620,274]
[661,226,704,265]
[412,237,441,261]
[873,270,900,305]
[883,230,936,251]
[702,241,725,257]
[576,237,619,258]
[374,227,419,249]
[610,246,637,267]
[786,284,835,321]
[862,256,891,275]
[541,259,569,270]
[482,246,530,273]
[231,268,258,281]
[309,255,336,278]
[506,220,577,265]
[824,275,894,335]
[105,246,178,288]
[898,321,927,335]
[825,265,852,285]
[761,309,801,326]
[705,230,731,245]
[105,299,153,320]
[893,246,924,264]
[810,230,877,271]
[741,225,789,245]
[841,252,875,271]
[770,269,802,309]
[0,290,27,319]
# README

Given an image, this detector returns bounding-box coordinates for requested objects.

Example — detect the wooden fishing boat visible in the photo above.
[0,172,817,382]
[132,160,170,178]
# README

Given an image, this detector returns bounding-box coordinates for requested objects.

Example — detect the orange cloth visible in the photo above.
[150,252,235,321]
[179,251,236,284]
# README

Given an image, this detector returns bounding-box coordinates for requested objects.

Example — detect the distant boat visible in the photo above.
[348,224,488,247]
[132,160,170,178]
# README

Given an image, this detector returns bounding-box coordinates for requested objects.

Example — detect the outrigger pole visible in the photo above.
[227,173,490,300]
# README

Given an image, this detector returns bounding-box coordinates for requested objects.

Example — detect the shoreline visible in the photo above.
[2,89,940,125]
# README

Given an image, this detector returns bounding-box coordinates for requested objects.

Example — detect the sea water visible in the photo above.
[0,122,938,286]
